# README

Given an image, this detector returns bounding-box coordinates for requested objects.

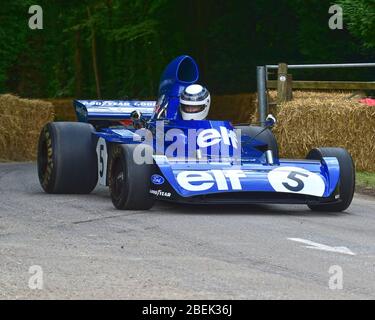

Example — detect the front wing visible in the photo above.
[149,156,341,205]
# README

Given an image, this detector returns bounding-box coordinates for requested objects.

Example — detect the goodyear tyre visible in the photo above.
[37,122,98,194]
[108,144,155,210]
[306,147,355,212]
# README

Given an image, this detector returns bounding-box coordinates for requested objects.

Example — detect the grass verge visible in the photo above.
[356,172,375,196]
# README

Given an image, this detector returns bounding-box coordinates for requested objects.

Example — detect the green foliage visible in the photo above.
[0,0,374,98]
[0,0,34,90]
[110,20,159,42]
[357,172,375,189]
[287,0,358,62]
[339,0,375,48]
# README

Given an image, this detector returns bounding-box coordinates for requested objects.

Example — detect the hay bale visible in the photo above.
[209,93,257,124]
[272,91,375,172]
[47,98,77,121]
[0,94,54,161]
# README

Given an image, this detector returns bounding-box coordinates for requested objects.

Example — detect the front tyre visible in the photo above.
[306,147,355,212]
[109,144,155,210]
[235,125,279,159]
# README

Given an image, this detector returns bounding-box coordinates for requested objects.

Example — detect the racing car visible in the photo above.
[37,55,355,212]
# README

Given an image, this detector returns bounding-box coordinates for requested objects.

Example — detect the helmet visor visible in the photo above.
[180,103,206,114]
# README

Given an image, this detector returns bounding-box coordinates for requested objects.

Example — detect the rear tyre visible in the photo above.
[108,144,155,210]
[235,125,279,159]
[37,122,98,194]
[306,147,355,212]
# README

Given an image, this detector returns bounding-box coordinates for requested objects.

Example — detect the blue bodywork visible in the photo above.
[73,55,341,204]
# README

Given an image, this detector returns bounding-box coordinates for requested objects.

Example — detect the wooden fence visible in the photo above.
[266,63,375,103]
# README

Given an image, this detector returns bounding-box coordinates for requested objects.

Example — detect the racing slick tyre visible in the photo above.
[37,122,98,194]
[235,126,279,159]
[306,147,355,212]
[108,144,155,210]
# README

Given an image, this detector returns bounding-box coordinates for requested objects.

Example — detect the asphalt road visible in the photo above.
[0,162,374,299]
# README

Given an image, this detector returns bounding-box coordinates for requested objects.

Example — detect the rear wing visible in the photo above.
[74,100,156,122]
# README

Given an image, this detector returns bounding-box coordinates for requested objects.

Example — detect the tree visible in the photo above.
[339,0,375,49]
[0,0,33,92]
[1,0,373,98]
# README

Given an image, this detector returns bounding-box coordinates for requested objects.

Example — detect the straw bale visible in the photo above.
[0,94,54,161]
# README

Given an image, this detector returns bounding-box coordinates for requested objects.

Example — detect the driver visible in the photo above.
[180,84,211,120]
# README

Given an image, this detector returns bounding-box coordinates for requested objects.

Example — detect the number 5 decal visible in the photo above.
[282,171,309,192]
[268,167,325,197]
[96,138,108,186]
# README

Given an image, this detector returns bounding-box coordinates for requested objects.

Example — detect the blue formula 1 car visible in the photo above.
[37,55,355,212]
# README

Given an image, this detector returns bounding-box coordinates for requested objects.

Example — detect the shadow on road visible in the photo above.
[30,185,350,218]
[151,201,349,218]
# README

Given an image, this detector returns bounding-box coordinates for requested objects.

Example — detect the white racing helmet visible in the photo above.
[180,84,211,120]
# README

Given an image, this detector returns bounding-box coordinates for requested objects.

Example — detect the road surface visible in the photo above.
[0,162,374,299]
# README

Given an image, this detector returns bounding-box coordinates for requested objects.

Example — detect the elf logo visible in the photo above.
[176,170,246,192]
[197,127,238,149]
